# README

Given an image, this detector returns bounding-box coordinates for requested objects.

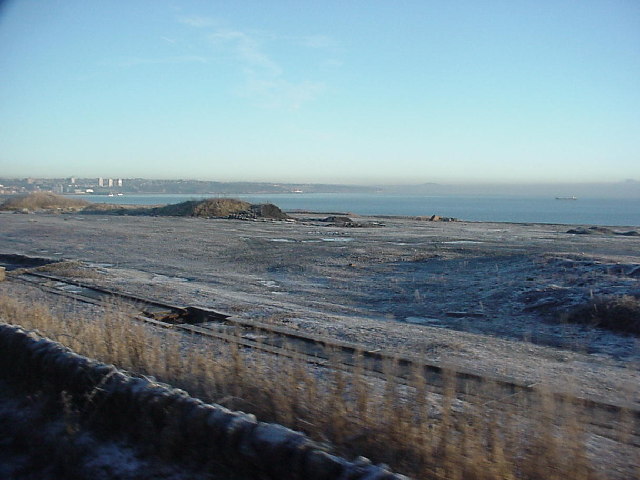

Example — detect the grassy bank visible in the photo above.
[0,293,636,479]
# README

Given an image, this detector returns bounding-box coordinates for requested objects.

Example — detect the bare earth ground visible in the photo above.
[0,211,639,408]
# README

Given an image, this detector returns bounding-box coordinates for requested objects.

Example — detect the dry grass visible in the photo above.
[0,294,637,480]
[33,260,101,279]
[563,295,640,335]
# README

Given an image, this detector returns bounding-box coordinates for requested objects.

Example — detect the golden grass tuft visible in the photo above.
[0,293,636,479]
[33,260,101,279]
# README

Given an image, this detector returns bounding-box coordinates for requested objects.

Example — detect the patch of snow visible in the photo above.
[442,240,484,245]
[321,237,354,242]
[405,316,444,326]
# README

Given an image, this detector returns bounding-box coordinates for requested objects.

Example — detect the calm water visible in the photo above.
[81,193,640,227]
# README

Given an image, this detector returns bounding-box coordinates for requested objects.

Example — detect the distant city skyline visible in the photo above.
[1,1,639,184]
[1,175,638,199]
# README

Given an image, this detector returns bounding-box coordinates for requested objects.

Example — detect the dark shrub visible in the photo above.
[563,295,640,334]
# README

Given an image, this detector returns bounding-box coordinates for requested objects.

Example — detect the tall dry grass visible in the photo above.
[0,294,637,480]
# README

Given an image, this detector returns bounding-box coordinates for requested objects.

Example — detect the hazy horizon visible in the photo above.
[1,1,638,184]
[2,175,639,199]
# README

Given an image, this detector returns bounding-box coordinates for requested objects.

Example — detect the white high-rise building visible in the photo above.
[108,178,114,187]
[117,178,123,187]
[98,177,104,187]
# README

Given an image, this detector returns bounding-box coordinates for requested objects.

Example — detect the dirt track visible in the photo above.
[0,211,639,406]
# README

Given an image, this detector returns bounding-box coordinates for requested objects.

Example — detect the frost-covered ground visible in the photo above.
[1,211,639,405]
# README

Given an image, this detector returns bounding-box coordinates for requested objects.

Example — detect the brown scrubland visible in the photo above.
[0,291,637,480]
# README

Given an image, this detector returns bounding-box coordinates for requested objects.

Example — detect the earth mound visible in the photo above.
[321,215,354,224]
[249,203,289,220]
[150,198,289,220]
[567,226,614,235]
[0,192,89,211]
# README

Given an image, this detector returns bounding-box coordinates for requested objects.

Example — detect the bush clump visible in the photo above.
[0,193,89,211]
[563,295,640,334]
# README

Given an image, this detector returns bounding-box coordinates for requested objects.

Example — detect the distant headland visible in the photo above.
[0,177,638,199]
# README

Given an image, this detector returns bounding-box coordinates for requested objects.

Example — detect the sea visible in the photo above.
[80,193,640,227]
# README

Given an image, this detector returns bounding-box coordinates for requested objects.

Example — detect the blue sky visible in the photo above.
[1,1,638,184]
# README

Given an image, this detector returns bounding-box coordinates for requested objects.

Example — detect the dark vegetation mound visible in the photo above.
[566,226,639,236]
[150,198,289,220]
[151,198,250,217]
[319,215,384,228]
[563,295,640,335]
[321,215,354,224]
[0,193,89,211]
[249,202,289,220]
[566,226,613,235]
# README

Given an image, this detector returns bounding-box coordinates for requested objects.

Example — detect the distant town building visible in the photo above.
[69,177,76,185]
[117,178,123,187]
[98,177,104,187]
[108,178,113,187]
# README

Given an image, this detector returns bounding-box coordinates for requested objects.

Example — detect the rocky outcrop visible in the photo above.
[319,216,384,228]
[414,215,458,222]
[0,324,408,480]
[321,216,354,225]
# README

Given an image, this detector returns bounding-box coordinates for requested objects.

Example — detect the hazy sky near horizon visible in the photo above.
[1,1,639,185]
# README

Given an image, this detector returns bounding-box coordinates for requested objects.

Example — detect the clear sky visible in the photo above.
[1,1,638,184]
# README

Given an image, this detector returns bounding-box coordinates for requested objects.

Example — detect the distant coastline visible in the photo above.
[69,192,640,227]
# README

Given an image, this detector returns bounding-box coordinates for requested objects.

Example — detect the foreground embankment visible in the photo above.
[1,210,639,477]
[0,322,406,480]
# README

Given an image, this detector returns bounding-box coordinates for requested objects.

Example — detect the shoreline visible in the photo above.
[52,192,640,227]
[3,187,640,226]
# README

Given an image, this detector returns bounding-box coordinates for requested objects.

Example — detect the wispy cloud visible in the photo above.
[207,28,327,109]
[322,58,344,68]
[209,30,282,77]
[240,76,325,110]
[178,15,218,28]
[299,34,338,49]
[177,13,338,109]
[102,55,208,68]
